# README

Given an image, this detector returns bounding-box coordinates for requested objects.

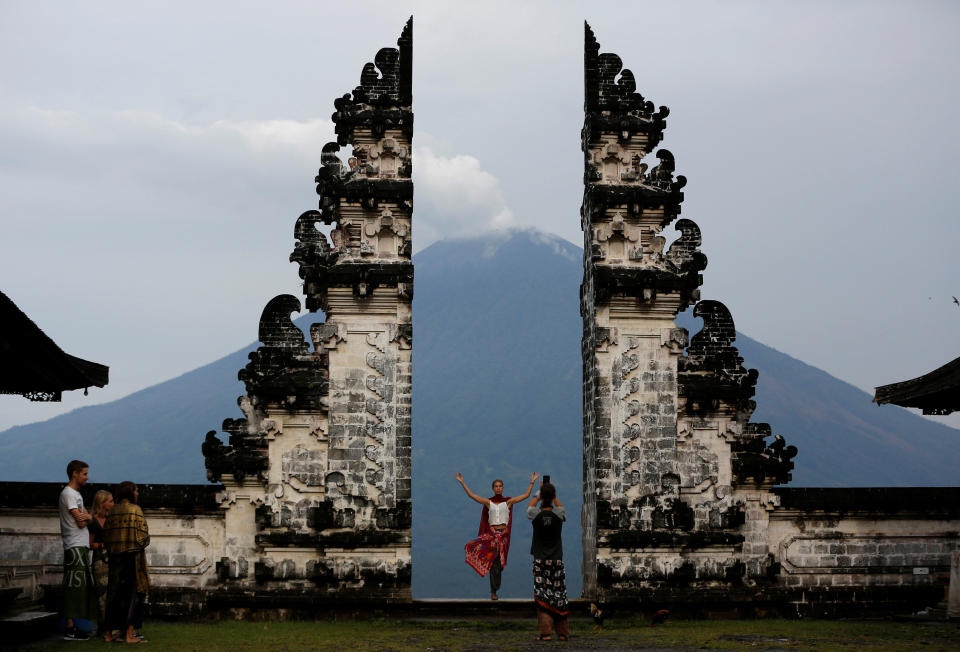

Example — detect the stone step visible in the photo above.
[0,610,59,645]
[0,586,21,616]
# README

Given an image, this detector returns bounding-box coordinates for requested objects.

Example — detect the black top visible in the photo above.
[87,517,106,561]
[87,517,104,539]
[528,506,565,560]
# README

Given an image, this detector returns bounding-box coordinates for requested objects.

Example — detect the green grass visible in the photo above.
[22,618,960,651]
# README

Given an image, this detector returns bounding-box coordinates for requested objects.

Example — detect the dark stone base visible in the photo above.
[143,584,948,620]
[147,586,413,620]
[595,584,948,619]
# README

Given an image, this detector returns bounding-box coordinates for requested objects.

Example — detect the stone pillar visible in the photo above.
[580,22,703,599]
[301,18,414,592]
[202,19,413,603]
[580,23,795,603]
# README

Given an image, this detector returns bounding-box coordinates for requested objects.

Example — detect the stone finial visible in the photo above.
[584,22,669,145]
[238,295,328,407]
[256,295,308,351]
[732,428,798,486]
[332,18,414,145]
[666,219,707,273]
[681,302,755,384]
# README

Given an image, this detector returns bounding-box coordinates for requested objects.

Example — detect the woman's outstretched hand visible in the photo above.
[530,472,540,484]
[455,472,464,485]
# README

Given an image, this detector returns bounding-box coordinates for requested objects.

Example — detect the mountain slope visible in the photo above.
[410,230,584,598]
[1,229,957,599]
[738,334,960,486]
[0,347,249,484]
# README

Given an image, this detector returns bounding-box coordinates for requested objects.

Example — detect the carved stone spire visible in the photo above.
[581,23,790,604]
[203,20,413,601]
[332,16,413,146]
[293,19,414,314]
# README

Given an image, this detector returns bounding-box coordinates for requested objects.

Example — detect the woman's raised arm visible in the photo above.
[455,472,489,506]
[507,472,539,506]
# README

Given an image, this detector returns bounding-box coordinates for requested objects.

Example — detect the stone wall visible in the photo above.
[770,488,960,615]
[0,483,222,612]
[0,479,416,614]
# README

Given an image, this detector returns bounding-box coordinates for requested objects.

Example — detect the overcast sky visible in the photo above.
[2,1,958,432]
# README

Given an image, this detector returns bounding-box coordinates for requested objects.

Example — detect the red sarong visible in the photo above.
[478,496,513,567]
[465,531,507,577]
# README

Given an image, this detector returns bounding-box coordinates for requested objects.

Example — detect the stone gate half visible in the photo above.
[200,18,414,602]
[579,23,958,614]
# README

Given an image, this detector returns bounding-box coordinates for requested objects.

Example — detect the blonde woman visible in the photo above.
[87,490,113,638]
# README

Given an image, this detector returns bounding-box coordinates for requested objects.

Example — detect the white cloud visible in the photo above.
[0,108,338,431]
[412,145,516,250]
[203,116,335,152]
[0,106,333,165]
[0,106,515,246]
[0,107,523,430]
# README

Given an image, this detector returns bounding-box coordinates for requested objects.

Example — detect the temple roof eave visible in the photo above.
[873,355,960,415]
[0,291,109,401]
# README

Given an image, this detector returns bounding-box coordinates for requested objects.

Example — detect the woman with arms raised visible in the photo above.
[456,472,538,600]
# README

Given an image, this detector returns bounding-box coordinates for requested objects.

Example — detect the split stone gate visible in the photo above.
[1,19,958,617]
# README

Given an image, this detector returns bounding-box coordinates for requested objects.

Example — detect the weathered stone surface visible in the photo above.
[0,483,223,603]
[578,24,958,616]
[950,550,960,618]
[199,18,414,602]
[581,22,714,599]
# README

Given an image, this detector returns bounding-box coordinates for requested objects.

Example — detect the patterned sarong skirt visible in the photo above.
[464,532,506,577]
[533,558,568,617]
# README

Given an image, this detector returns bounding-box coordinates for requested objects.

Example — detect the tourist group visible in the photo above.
[57,459,569,642]
[59,460,149,643]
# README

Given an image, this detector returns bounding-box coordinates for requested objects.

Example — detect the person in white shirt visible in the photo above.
[59,459,96,641]
[456,472,538,600]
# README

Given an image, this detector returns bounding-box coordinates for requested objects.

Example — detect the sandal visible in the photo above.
[537,635,552,641]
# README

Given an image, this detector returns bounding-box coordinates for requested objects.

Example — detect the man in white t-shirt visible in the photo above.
[59,459,95,641]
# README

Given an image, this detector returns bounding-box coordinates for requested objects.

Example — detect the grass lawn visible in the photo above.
[21,617,960,651]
